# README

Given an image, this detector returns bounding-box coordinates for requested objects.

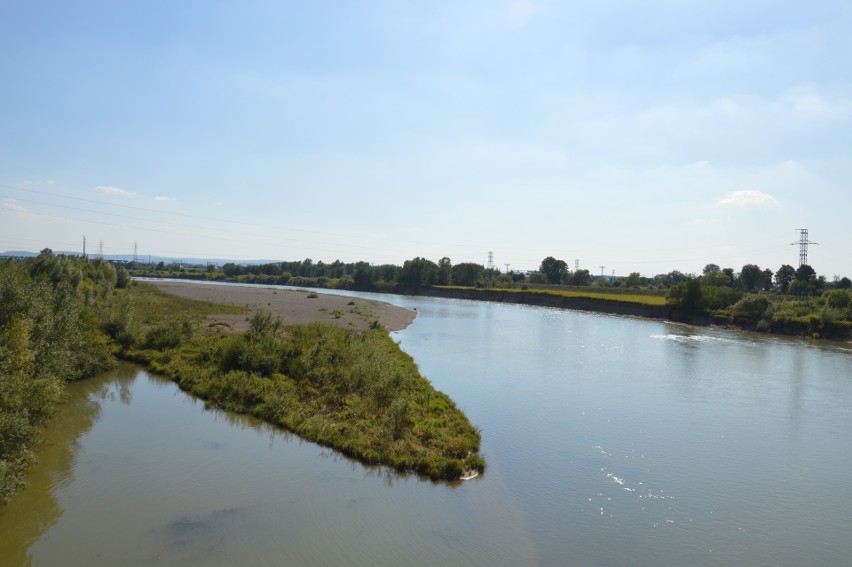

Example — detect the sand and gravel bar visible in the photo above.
[147,280,417,332]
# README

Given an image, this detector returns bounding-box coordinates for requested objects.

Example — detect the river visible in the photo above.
[2,288,851,566]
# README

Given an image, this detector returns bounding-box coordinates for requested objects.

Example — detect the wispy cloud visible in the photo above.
[2,198,30,213]
[153,195,176,201]
[718,190,777,207]
[687,160,710,169]
[95,185,137,197]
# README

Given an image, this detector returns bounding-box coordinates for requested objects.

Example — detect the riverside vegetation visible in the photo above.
[0,251,484,505]
[0,251,118,502]
[130,255,850,339]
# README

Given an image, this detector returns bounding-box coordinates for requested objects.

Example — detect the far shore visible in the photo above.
[146,280,417,332]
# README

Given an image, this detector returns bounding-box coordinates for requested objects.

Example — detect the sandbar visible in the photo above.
[147,280,416,332]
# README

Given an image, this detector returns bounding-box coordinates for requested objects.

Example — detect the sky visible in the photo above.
[1,0,850,278]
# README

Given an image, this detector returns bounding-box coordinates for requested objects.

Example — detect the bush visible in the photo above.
[116,267,131,288]
[825,289,850,309]
[143,319,194,350]
[730,295,771,327]
[703,285,743,310]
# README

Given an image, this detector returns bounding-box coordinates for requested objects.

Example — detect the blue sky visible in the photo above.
[1,1,850,278]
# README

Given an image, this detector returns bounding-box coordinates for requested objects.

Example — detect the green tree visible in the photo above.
[775,264,796,293]
[702,270,731,287]
[702,285,743,310]
[624,272,642,288]
[570,269,592,286]
[451,263,485,286]
[703,263,721,275]
[352,262,374,290]
[539,257,568,284]
[437,257,452,286]
[760,268,774,291]
[795,264,816,282]
[399,257,439,288]
[740,264,762,292]
[667,278,705,318]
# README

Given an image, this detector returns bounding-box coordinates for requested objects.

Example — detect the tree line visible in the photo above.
[138,257,508,290]
[131,253,851,339]
[132,254,851,299]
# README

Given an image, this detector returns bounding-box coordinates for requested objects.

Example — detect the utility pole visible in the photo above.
[98,240,104,259]
[133,241,138,263]
[82,236,86,258]
[600,265,606,277]
[487,251,494,271]
[575,259,579,271]
[504,263,510,274]
[790,229,818,267]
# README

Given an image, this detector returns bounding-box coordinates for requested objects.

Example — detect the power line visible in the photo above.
[0,184,496,253]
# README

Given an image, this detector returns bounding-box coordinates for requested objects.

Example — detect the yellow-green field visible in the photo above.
[435,285,668,306]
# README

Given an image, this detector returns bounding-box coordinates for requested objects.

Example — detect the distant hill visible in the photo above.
[0,250,279,266]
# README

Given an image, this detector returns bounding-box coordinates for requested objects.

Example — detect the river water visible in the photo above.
[2,289,851,566]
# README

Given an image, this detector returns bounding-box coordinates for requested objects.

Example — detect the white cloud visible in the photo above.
[687,160,710,169]
[154,195,176,201]
[95,185,137,197]
[718,190,777,207]
[1,198,29,213]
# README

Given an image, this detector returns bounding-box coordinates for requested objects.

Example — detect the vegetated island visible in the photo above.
[0,252,484,505]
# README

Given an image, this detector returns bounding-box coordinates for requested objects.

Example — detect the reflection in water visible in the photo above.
[789,347,805,432]
[0,363,138,566]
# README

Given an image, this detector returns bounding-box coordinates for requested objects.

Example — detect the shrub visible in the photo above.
[143,319,194,350]
[703,285,743,310]
[825,289,850,309]
[730,295,771,327]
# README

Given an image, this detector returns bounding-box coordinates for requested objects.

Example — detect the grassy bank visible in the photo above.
[434,285,668,306]
[116,284,484,480]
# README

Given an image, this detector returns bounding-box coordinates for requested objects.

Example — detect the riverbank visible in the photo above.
[135,275,851,341]
[407,285,670,319]
[147,280,416,332]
